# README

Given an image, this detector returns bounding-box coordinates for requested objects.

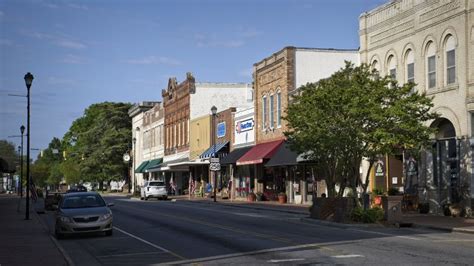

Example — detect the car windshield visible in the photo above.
[149,181,165,187]
[61,194,106,209]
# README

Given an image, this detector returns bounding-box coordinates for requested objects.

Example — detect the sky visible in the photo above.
[0,0,387,159]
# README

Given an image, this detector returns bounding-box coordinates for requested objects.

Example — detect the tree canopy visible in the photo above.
[61,102,132,188]
[285,62,438,197]
[0,140,18,173]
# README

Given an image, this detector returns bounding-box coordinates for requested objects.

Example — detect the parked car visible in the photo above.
[141,181,167,200]
[66,185,87,193]
[54,192,114,239]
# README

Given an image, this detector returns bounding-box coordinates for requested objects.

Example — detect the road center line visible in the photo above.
[268,258,305,263]
[332,254,364,258]
[113,226,186,260]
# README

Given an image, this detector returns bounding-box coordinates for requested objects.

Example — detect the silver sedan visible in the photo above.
[54,192,114,239]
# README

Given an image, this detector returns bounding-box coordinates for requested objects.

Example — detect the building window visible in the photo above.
[277,92,281,127]
[270,94,274,128]
[405,50,414,84]
[262,96,267,129]
[388,55,396,80]
[425,42,436,89]
[445,35,456,85]
[173,123,176,148]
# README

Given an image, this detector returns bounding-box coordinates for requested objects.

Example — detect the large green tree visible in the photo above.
[31,137,63,187]
[285,63,438,198]
[0,140,19,173]
[61,102,132,189]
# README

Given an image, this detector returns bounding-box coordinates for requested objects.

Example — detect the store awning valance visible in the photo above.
[135,161,149,173]
[221,146,253,165]
[265,142,299,167]
[199,142,229,159]
[236,140,284,166]
[144,158,163,172]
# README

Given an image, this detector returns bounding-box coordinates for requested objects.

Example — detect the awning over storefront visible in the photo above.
[135,161,149,173]
[144,158,163,172]
[199,142,229,159]
[236,140,284,166]
[265,142,299,167]
[221,146,253,165]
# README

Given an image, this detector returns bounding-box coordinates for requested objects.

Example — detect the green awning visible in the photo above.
[144,158,163,172]
[135,161,150,173]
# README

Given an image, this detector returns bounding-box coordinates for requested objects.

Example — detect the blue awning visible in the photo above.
[199,142,229,159]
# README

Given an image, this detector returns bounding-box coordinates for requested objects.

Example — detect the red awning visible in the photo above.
[236,140,284,165]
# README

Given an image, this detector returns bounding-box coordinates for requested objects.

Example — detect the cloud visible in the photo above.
[67,3,89,10]
[194,33,245,48]
[28,31,87,49]
[124,56,181,66]
[0,39,13,46]
[56,40,86,49]
[59,54,86,64]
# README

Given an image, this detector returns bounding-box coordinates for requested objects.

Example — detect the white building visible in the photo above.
[359,0,474,214]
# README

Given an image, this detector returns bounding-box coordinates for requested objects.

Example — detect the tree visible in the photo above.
[61,102,132,189]
[0,140,18,173]
[31,137,63,187]
[285,62,438,198]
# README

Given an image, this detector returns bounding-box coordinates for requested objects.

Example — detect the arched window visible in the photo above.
[426,42,436,89]
[269,93,274,128]
[372,60,379,72]
[387,55,396,80]
[405,50,414,84]
[445,35,456,85]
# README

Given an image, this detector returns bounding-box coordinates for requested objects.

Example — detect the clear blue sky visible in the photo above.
[1,0,386,159]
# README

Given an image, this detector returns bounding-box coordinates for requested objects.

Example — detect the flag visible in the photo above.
[30,182,38,202]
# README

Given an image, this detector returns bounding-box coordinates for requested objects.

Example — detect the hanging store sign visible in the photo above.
[217,122,226,138]
[236,118,254,133]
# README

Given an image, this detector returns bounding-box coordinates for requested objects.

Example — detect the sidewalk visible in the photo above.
[170,195,474,234]
[0,194,69,265]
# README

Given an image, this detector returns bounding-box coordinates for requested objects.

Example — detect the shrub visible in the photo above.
[351,207,384,223]
[388,187,400,196]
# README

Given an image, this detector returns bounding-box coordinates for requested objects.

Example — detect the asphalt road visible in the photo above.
[39,195,474,265]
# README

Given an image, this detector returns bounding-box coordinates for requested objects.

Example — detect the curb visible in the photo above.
[174,198,309,215]
[33,206,75,266]
[411,223,474,235]
[299,217,384,229]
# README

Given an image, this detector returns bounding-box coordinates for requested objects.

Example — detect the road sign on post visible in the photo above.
[210,162,221,171]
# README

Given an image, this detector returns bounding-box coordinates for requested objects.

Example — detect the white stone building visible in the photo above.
[359,0,474,214]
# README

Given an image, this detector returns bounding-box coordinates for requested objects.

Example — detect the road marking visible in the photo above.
[113,226,186,260]
[332,254,364,258]
[159,242,334,265]
[268,258,305,263]
[433,239,474,242]
[96,251,166,258]
[350,228,421,241]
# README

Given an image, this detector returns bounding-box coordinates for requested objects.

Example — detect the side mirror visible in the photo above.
[107,203,114,207]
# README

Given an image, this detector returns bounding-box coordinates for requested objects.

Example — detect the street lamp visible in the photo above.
[133,137,137,195]
[19,125,25,198]
[211,106,217,202]
[24,72,33,220]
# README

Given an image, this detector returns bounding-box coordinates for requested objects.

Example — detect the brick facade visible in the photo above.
[162,73,194,156]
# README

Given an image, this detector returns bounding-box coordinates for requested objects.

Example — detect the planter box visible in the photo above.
[310,197,356,223]
[382,195,403,223]
[278,194,287,204]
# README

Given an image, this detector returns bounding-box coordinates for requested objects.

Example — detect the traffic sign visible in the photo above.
[210,158,220,163]
[210,162,221,171]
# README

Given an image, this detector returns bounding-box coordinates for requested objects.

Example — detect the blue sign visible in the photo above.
[236,119,254,133]
[217,122,226,138]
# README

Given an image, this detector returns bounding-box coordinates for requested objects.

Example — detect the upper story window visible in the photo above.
[426,42,436,89]
[445,35,456,85]
[405,49,414,84]
[387,55,397,80]
[277,92,281,127]
[270,94,274,128]
[262,95,267,129]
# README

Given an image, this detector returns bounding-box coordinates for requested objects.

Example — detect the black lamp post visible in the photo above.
[133,137,137,195]
[211,105,217,202]
[24,72,33,220]
[20,125,25,198]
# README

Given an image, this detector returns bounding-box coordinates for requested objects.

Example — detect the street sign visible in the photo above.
[210,158,220,163]
[210,162,221,171]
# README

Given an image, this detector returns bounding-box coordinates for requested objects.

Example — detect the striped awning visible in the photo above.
[135,161,149,173]
[199,142,229,159]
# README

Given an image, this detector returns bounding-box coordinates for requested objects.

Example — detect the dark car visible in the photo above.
[67,185,87,193]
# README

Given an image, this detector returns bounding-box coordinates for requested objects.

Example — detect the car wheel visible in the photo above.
[145,196,148,201]
[140,197,144,200]
[162,196,167,200]
[105,230,113,236]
